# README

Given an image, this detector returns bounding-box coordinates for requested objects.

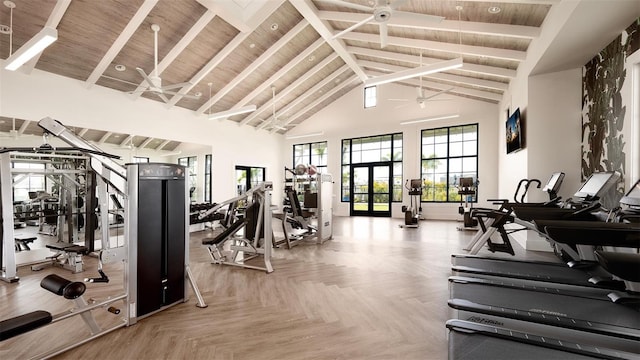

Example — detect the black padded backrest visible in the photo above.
[286,189,303,217]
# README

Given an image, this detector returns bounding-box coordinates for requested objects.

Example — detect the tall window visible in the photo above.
[235,166,265,195]
[341,133,402,202]
[420,124,478,202]
[293,141,327,173]
[204,154,212,203]
[12,162,46,202]
[178,156,198,202]
[364,86,377,108]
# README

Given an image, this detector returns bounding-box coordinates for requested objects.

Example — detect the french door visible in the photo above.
[350,163,392,217]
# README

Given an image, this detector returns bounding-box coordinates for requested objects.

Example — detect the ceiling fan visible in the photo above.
[387,53,454,108]
[259,86,296,132]
[389,86,454,109]
[324,0,444,48]
[130,24,200,103]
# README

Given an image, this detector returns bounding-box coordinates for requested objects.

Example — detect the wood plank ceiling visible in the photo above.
[0,0,553,145]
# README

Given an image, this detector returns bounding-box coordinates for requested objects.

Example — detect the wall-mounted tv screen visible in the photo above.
[506,108,523,154]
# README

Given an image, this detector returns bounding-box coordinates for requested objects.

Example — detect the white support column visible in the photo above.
[0,153,18,282]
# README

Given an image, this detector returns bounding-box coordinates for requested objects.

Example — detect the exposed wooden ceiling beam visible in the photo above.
[139,137,155,149]
[290,0,367,82]
[239,52,340,126]
[155,139,170,150]
[86,0,158,87]
[197,20,309,113]
[98,132,113,144]
[366,70,502,102]
[277,75,360,132]
[17,119,30,135]
[257,64,350,130]
[23,0,72,74]
[167,31,251,107]
[317,11,541,39]
[228,38,325,113]
[120,135,134,147]
[348,46,516,79]
[358,60,508,92]
[341,32,526,61]
[131,10,216,99]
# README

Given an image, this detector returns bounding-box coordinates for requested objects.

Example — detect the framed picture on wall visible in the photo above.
[506,108,523,154]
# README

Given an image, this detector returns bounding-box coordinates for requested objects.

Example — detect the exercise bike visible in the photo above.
[456,177,478,231]
[401,179,423,228]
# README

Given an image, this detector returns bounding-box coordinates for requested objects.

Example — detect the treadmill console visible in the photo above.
[620,180,640,208]
[573,172,620,200]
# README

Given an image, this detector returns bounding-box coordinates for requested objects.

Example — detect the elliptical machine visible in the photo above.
[401,179,423,228]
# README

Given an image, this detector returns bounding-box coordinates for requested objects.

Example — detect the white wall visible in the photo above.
[285,82,499,219]
[0,67,286,205]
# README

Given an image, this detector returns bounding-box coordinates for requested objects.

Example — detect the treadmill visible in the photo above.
[447,319,639,360]
[463,172,565,256]
[451,173,632,292]
[448,251,640,356]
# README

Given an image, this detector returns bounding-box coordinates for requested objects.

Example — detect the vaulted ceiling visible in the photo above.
[1,0,554,142]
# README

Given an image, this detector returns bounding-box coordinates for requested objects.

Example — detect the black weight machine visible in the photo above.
[0,117,207,358]
[456,177,478,231]
[401,179,423,228]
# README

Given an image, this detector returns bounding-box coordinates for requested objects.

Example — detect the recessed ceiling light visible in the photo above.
[249,43,255,49]
[488,6,501,14]
[270,23,278,31]
[308,55,315,62]
[0,25,10,34]
[194,91,202,97]
[114,134,121,138]
[115,64,126,72]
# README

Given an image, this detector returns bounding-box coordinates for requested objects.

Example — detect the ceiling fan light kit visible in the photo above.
[4,26,57,71]
[364,57,463,87]
[208,105,257,120]
[328,0,444,49]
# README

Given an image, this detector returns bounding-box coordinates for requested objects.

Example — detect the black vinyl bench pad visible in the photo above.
[0,310,52,341]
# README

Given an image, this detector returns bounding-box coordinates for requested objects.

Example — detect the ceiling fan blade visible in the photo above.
[332,14,374,40]
[379,23,388,48]
[317,0,373,12]
[128,89,152,95]
[136,67,154,87]
[394,102,412,109]
[160,82,191,91]
[422,86,455,101]
[393,11,445,24]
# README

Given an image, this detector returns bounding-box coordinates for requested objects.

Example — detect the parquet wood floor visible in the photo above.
[0,217,557,359]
